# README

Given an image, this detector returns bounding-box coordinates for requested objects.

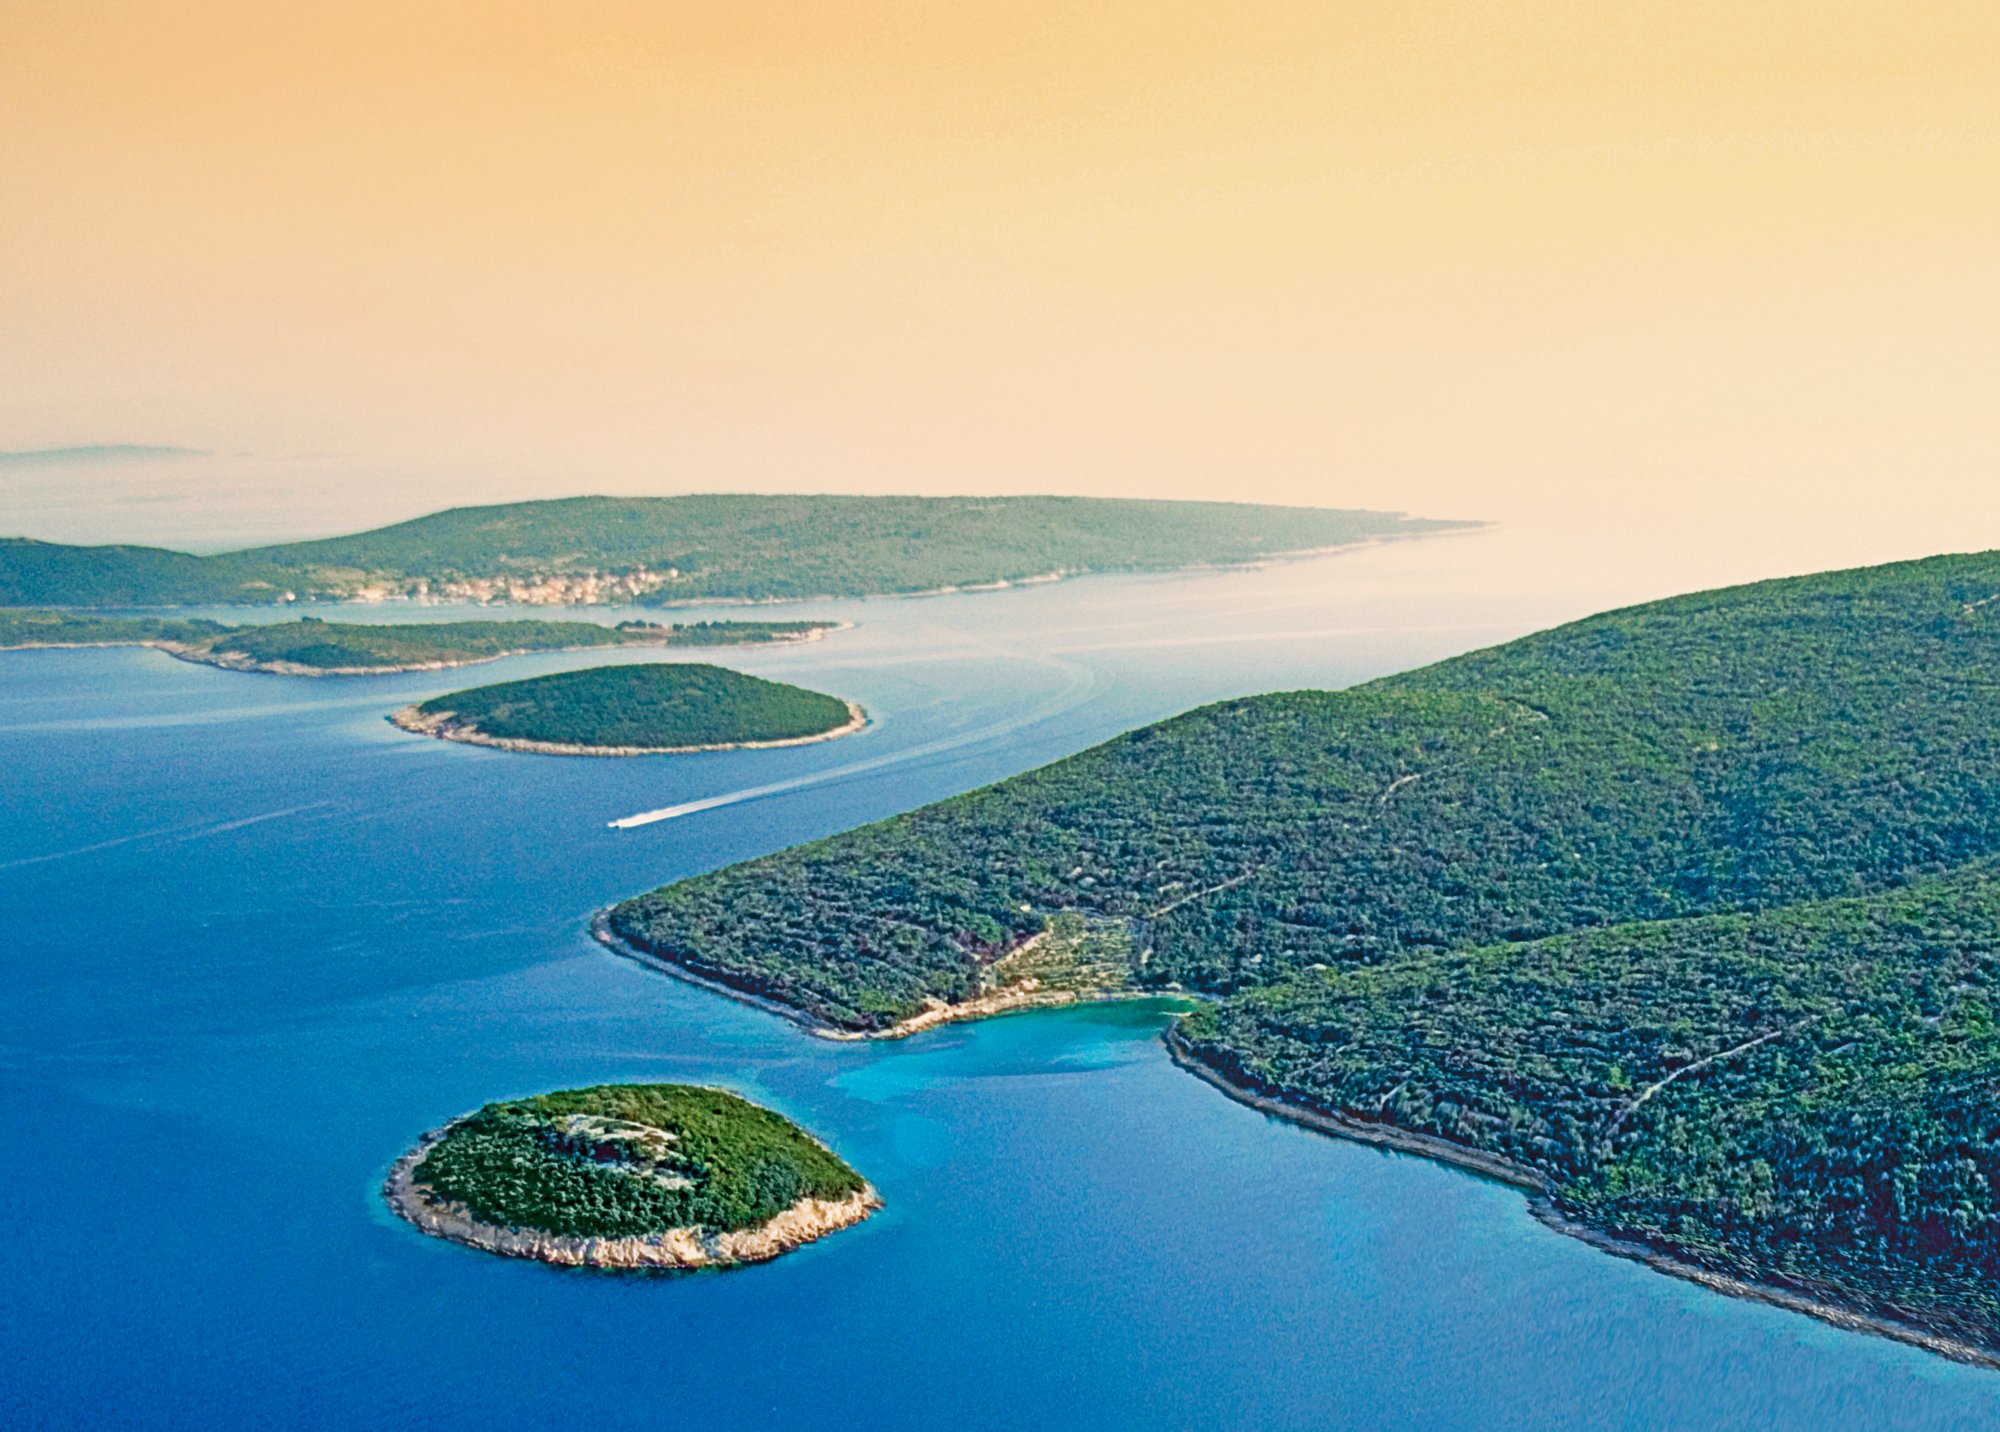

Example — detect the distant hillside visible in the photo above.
[0,494,1468,608]
[0,538,297,606]
[607,549,2000,1353]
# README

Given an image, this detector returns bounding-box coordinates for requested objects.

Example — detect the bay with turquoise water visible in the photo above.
[5,530,1998,1429]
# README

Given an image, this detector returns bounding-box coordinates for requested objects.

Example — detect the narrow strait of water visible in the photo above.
[4,531,1997,1430]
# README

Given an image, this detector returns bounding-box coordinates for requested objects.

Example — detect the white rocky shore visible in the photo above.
[384,1131,881,1270]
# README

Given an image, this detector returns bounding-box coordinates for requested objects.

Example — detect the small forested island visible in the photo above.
[385,1084,878,1269]
[0,493,1471,607]
[604,550,2000,1362]
[390,662,863,755]
[0,608,836,675]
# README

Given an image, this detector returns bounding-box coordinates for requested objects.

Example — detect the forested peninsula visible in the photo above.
[385,1084,878,1269]
[605,550,2000,1360]
[0,493,1468,607]
[0,609,835,674]
[391,662,862,755]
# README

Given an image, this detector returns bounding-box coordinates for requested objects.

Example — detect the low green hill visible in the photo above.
[606,549,2000,1349]
[0,538,296,606]
[402,662,856,751]
[611,552,2000,1023]
[407,1084,867,1240]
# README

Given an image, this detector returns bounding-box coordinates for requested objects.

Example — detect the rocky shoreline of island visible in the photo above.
[383,1121,881,1270]
[1160,1022,2000,1370]
[388,698,867,756]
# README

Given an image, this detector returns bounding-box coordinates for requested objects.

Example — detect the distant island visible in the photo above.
[390,662,864,755]
[603,550,2000,1364]
[0,493,1474,608]
[0,609,838,675]
[385,1084,878,1270]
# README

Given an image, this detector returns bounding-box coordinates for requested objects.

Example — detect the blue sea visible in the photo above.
[5,532,1998,1429]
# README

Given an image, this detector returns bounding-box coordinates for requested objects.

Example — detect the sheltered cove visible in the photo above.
[568,923,2000,1361]
[590,912,1162,1040]
[594,902,2000,1361]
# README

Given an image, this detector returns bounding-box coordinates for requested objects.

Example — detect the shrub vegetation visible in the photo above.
[608,550,2000,1344]
[414,1084,866,1239]
[415,662,853,748]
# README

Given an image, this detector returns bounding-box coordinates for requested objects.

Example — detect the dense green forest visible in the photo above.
[0,538,299,605]
[0,494,1463,606]
[413,1084,867,1239]
[409,662,854,749]
[608,550,2000,1345]
[1177,866,2000,1343]
[0,609,829,672]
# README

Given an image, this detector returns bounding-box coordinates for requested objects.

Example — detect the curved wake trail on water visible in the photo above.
[609,647,1099,829]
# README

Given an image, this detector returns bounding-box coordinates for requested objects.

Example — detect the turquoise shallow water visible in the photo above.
[5,534,2000,1429]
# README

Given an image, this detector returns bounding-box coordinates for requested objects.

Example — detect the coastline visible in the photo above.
[0,621,845,677]
[388,699,867,757]
[19,523,1478,615]
[589,913,1155,1040]
[1162,1022,1544,1191]
[384,1125,880,1270]
[593,913,2000,1365]
[1162,1022,2000,1371]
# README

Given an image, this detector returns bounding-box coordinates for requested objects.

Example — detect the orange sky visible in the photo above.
[3,1,1996,566]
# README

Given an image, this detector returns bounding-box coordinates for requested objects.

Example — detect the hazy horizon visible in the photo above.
[5,2,1997,588]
